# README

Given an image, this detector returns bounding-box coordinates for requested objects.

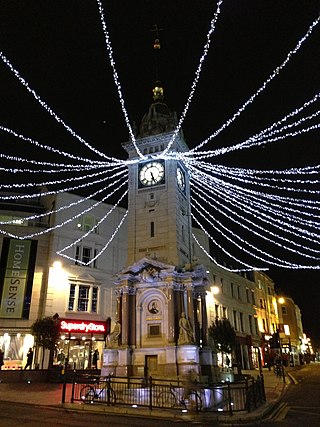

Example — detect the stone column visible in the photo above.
[167,285,175,343]
[129,289,136,346]
[115,291,122,322]
[200,287,208,346]
[186,283,195,332]
[121,286,130,346]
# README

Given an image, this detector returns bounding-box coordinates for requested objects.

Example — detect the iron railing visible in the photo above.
[68,373,265,415]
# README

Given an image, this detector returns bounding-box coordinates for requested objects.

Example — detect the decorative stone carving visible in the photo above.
[140,267,160,283]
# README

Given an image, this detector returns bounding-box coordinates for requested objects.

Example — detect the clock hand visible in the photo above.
[150,172,155,182]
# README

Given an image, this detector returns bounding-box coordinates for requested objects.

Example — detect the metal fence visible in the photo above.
[69,373,265,415]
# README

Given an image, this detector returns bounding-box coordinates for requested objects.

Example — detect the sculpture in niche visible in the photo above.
[178,312,194,345]
[106,321,121,348]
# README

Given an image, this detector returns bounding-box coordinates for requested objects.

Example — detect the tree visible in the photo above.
[31,315,60,369]
[208,318,236,367]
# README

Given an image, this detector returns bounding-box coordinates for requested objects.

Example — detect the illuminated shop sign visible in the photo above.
[60,319,107,334]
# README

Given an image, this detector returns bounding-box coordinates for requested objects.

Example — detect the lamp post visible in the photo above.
[277,297,286,383]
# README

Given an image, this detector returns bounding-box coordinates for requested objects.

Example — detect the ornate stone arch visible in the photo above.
[136,288,168,348]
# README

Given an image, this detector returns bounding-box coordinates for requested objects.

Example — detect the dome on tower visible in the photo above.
[138,81,178,138]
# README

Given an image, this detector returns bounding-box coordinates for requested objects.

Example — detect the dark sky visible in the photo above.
[1,1,319,345]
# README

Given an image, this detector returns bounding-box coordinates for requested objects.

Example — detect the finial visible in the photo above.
[151,24,164,101]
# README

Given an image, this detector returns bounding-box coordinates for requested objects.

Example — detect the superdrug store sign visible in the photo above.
[59,319,107,334]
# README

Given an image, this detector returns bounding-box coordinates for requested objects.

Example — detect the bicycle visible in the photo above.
[158,383,202,412]
[274,363,283,377]
[80,377,116,405]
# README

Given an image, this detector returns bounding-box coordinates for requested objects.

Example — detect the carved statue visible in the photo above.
[178,312,194,345]
[106,321,121,348]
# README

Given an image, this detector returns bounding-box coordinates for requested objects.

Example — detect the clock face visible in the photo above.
[139,161,165,186]
[177,167,185,191]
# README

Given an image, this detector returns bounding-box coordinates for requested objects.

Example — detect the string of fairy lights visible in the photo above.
[0,3,319,270]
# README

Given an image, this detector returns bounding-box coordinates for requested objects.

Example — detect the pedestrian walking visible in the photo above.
[92,349,99,369]
[24,347,33,370]
[0,349,4,370]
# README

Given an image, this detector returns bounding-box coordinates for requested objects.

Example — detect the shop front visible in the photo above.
[57,319,108,370]
[0,327,34,369]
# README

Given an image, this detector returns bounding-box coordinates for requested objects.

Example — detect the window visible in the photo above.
[262,318,266,332]
[259,298,264,309]
[68,283,98,313]
[78,285,89,311]
[239,313,244,332]
[77,214,99,233]
[68,285,76,310]
[220,278,224,293]
[75,245,94,266]
[233,310,237,330]
[222,306,227,318]
[248,315,253,334]
[150,221,155,237]
[246,288,250,303]
[281,306,287,315]
[251,290,256,305]
[237,285,241,300]
[215,304,219,318]
[231,283,235,298]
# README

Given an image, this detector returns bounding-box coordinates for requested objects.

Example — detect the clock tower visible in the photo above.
[122,81,192,268]
[102,41,211,381]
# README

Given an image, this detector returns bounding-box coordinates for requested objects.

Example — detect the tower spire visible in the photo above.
[151,24,164,102]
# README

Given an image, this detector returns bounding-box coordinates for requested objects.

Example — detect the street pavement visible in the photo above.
[0,367,296,424]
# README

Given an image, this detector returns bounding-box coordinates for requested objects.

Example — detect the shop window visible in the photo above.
[68,283,98,313]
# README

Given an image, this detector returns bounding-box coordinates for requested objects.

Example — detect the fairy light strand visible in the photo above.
[0,183,128,240]
[0,51,122,163]
[161,0,223,156]
[189,16,320,153]
[96,0,145,160]
[191,182,320,259]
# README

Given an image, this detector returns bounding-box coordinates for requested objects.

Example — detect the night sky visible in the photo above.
[1,1,319,345]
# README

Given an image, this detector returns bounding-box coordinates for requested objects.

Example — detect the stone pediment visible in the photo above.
[73,273,96,283]
[115,257,207,286]
[123,257,175,275]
